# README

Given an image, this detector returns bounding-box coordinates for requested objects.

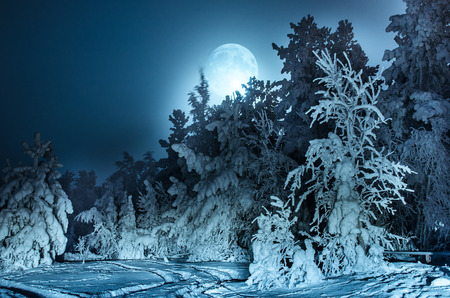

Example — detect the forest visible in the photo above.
[0,0,448,290]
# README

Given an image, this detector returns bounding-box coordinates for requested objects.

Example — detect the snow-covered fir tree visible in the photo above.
[186,70,217,156]
[161,98,254,261]
[241,77,279,122]
[136,180,173,257]
[380,0,449,249]
[75,183,120,259]
[109,151,157,200]
[117,194,145,259]
[76,179,161,260]
[272,16,377,156]
[137,180,160,229]
[283,51,411,277]
[403,91,450,248]
[158,109,189,189]
[382,0,449,96]
[65,170,99,252]
[245,110,296,208]
[0,133,73,270]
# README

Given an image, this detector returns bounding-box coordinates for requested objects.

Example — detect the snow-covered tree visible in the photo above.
[380,0,449,249]
[75,183,120,259]
[65,170,99,252]
[402,91,450,249]
[109,151,157,200]
[137,180,160,229]
[245,110,296,206]
[186,70,217,156]
[286,51,412,276]
[76,179,164,260]
[241,77,279,122]
[247,196,322,290]
[380,0,448,141]
[382,0,449,95]
[161,99,254,261]
[117,194,145,259]
[273,16,377,156]
[135,180,174,257]
[158,109,189,188]
[0,133,73,270]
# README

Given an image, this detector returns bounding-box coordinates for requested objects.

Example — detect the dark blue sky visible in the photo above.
[0,0,405,182]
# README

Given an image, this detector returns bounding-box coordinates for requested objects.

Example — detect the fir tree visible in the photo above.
[75,183,120,259]
[66,170,99,252]
[186,70,218,156]
[162,99,254,261]
[0,133,73,270]
[158,109,189,188]
[273,16,378,157]
[109,151,157,204]
[59,170,75,195]
[380,0,449,249]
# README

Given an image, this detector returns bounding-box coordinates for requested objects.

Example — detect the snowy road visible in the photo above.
[0,259,250,297]
[0,260,449,297]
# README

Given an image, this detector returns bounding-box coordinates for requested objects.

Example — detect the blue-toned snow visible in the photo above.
[0,259,449,297]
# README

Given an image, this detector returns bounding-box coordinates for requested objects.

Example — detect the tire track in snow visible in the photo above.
[0,279,85,298]
[105,261,179,283]
[102,261,227,297]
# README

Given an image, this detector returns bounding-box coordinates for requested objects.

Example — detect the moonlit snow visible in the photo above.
[0,259,448,297]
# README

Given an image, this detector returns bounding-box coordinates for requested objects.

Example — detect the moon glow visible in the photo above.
[204,43,258,104]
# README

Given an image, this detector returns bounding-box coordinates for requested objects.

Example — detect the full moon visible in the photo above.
[204,43,258,105]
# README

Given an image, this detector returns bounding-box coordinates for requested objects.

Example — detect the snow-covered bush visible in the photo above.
[247,196,322,290]
[74,236,89,263]
[0,133,73,270]
[285,50,412,276]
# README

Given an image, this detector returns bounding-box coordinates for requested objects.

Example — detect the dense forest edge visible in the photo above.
[1,0,448,290]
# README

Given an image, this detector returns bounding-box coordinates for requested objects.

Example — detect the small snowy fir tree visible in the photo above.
[137,180,174,257]
[75,183,120,259]
[286,50,412,276]
[117,194,145,259]
[247,196,323,290]
[0,133,73,270]
[137,180,162,229]
[76,183,156,260]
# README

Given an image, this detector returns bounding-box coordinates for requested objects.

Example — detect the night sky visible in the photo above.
[0,0,406,182]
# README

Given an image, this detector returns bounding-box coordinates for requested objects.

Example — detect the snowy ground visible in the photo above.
[0,259,449,297]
